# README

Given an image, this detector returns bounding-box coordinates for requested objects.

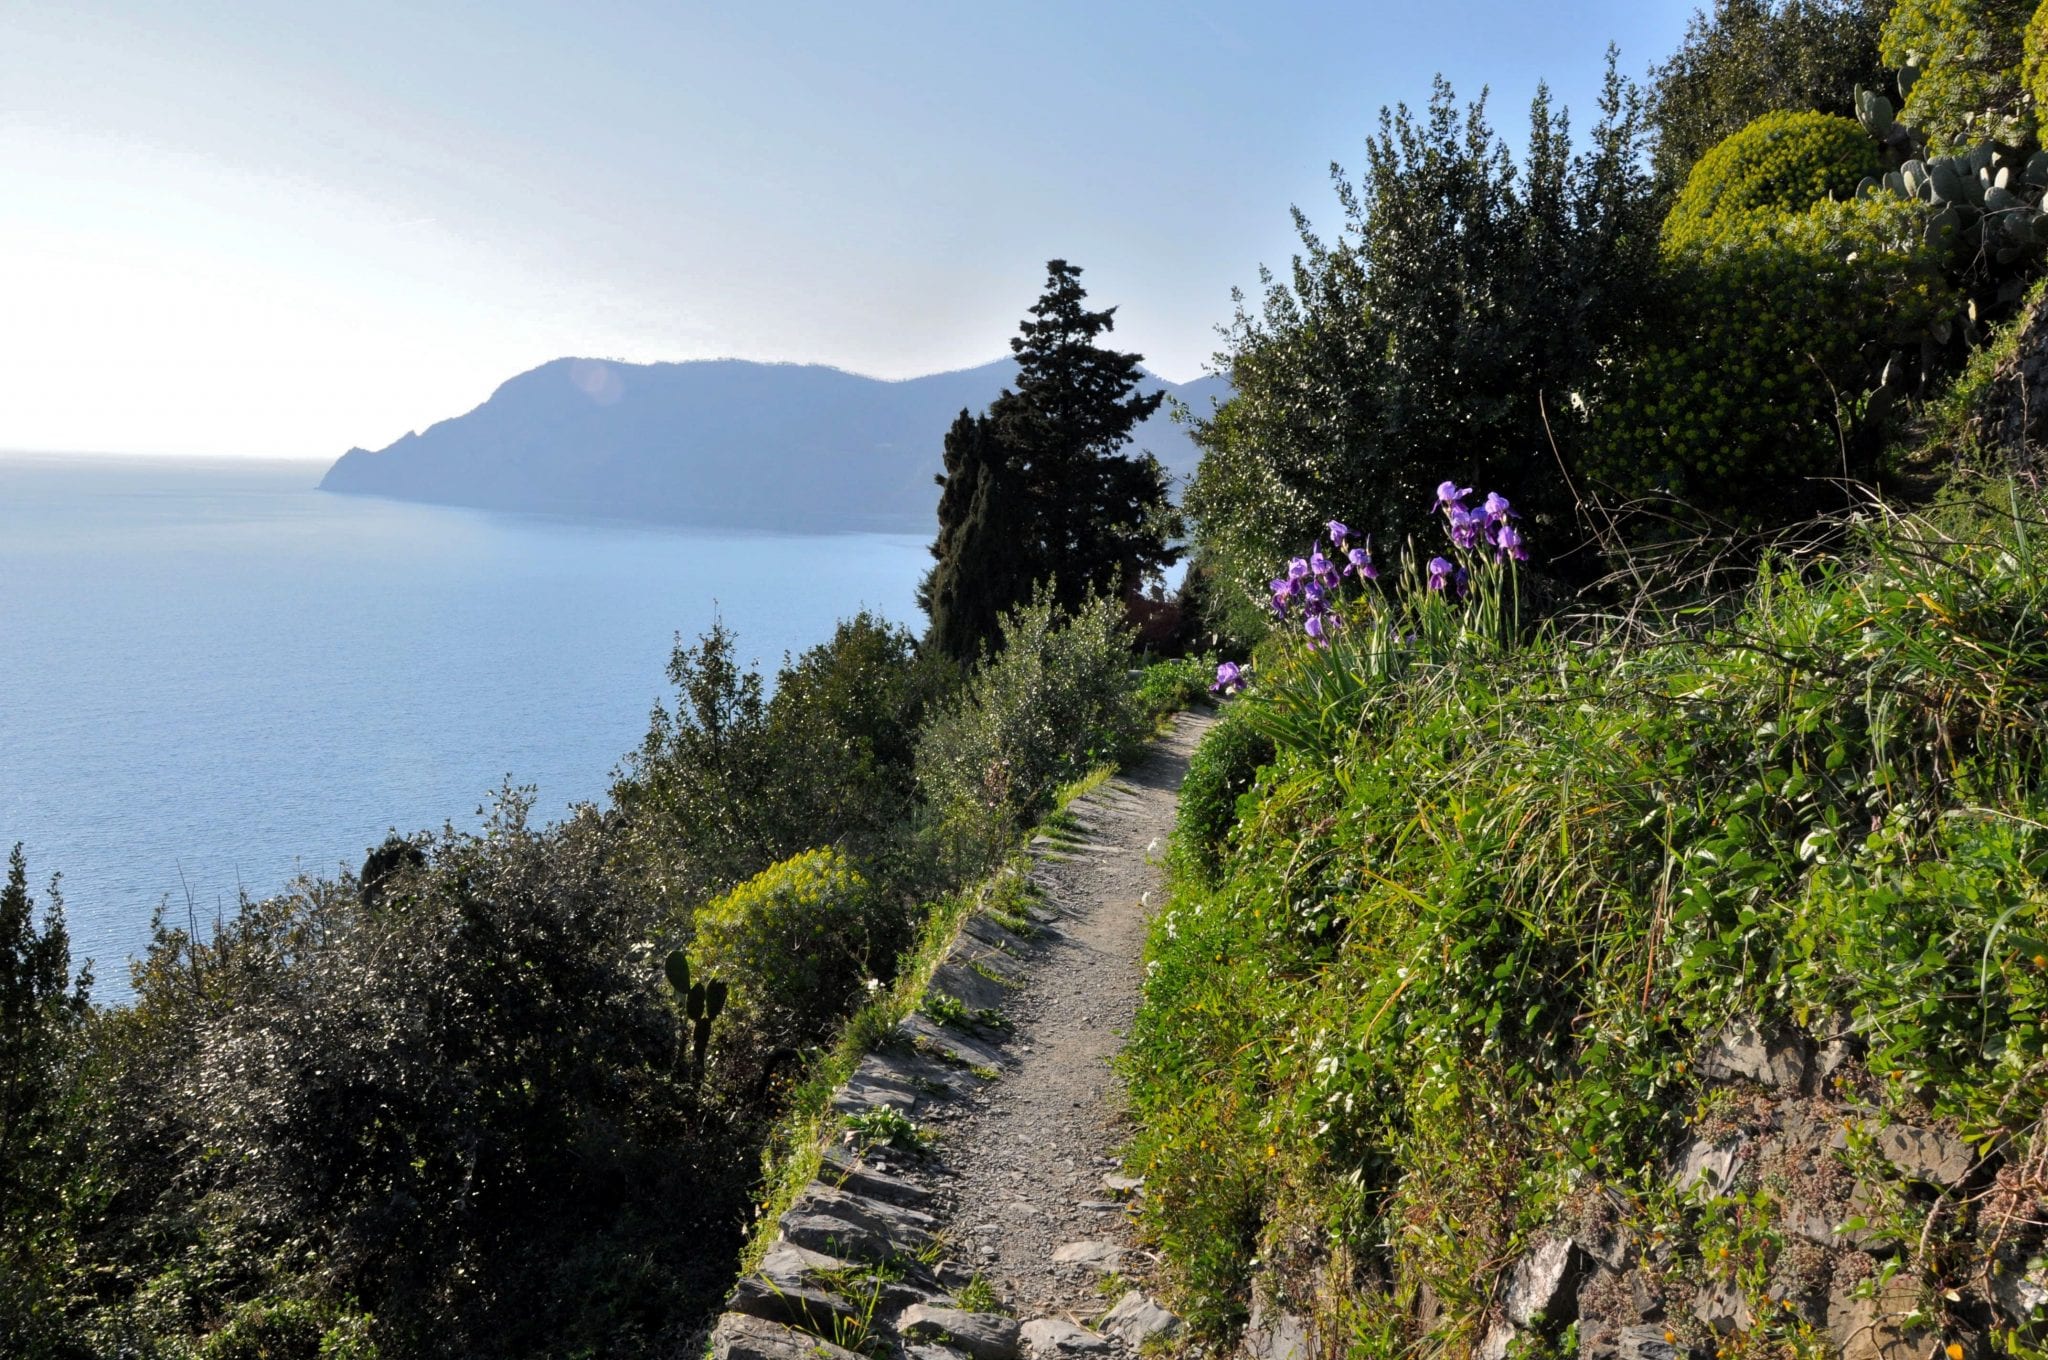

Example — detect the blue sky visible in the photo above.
[1,1,1699,457]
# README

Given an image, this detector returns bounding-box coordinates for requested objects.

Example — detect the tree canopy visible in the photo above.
[921,260,1178,664]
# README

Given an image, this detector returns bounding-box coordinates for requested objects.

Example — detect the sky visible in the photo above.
[0,1,1702,459]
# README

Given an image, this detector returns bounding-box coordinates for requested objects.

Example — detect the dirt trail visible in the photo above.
[712,711,1212,1360]
[931,711,1210,1325]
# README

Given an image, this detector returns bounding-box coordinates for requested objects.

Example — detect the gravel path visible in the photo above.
[710,712,1212,1360]
[932,712,1210,1326]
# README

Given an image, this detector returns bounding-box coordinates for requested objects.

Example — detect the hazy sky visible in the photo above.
[2,1,1700,458]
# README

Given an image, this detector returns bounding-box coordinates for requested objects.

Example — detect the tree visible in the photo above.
[0,844,92,1351]
[1648,1,1889,196]
[921,260,1178,664]
[1186,63,1657,630]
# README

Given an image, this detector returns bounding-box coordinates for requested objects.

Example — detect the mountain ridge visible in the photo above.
[319,356,1230,532]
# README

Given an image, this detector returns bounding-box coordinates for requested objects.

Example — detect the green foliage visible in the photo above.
[1169,709,1274,890]
[691,847,903,1053]
[2029,0,2048,114]
[922,260,1178,665]
[843,1105,928,1154]
[1587,182,1951,522]
[86,796,754,1360]
[1126,495,2048,1352]
[1882,0,2037,153]
[1648,0,1890,195]
[615,613,951,917]
[198,1298,378,1360]
[1134,654,1219,722]
[1660,110,1880,251]
[0,844,93,1356]
[1186,64,1656,616]
[916,589,1145,868]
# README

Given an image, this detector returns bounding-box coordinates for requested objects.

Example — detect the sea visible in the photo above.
[0,453,931,1001]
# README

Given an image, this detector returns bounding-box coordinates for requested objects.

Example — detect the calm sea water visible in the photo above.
[0,454,930,999]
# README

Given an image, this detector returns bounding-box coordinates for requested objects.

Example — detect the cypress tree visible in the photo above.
[922,260,1178,664]
[919,409,1027,663]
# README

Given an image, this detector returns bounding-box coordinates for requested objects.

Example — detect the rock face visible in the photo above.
[1874,1125,1974,1186]
[1504,1238,1587,1328]
[1242,1293,1309,1360]
[1233,1013,2032,1360]
[1968,287,2048,473]
[1697,1017,1810,1092]
[319,356,1230,532]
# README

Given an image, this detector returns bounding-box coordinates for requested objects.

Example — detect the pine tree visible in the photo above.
[922,260,1178,664]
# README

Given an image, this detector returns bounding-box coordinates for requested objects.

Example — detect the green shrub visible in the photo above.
[2027,0,2048,119]
[199,1298,377,1360]
[1660,110,1879,253]
[1126,497,2048,1352]
[1588,189,1951,522]
[915,589,1144,867]
[691,847,903,1050]
[1135,654,1218,721]
[1647,0,1889,195]
[1883,0,2035,153]
[1170,708,1274,889]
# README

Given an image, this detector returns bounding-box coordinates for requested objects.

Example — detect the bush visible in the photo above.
[1169,709,1274,889]
[688,847,904,1051]
[2027,0,2048,119]
[199,1298,377,1360]
[1647,0,1889,195]
[916,589,1144,866]
[1135,654,1219,721]
[1186,66,1656,614]
[1126,496,2048,1351]
[86,796,751,1359]
[1587,185,1951,522]
[1660,109,1879,252]
[1882,0,2035,153]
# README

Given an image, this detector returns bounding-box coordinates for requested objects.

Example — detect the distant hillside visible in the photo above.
[319,357,1231,532]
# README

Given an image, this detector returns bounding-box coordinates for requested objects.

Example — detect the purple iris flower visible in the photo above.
[1427,556,1454,591]
[1327,520,1350,549]
[1437,480,1473,508]
[1287,557,1310,581]
[1446,505,1482,552]
[1483,492,1515,526]
[1309,549,1332,578]
[1304,613,1333,647]
[1303,579,1327,608]
[1211,661,1245,695]
[1496,522,1527,562]
[1347,545,1377,581]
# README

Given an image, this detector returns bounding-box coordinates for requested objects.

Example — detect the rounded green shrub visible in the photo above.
[1171,708,1275,888]
[1884,0,2035,154]
[2026,0,2048,117]
[1662,110,1880,253]
[1588,192,1952,524]
[691,847,903,1046]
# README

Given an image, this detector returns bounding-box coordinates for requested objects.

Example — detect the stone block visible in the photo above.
[898,1305,1023,1360]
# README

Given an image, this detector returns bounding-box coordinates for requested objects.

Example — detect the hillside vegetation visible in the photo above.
[1136,1,2048,1356]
